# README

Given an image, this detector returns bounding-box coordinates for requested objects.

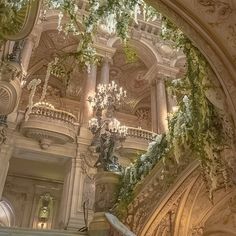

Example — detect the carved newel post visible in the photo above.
[87,81,127,236]
[89,171,121,235]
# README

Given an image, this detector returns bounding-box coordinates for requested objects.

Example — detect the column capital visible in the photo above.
[155,75,166,82]
[101,55,113,65]
[93,42,116,59]
[144,63,180,85]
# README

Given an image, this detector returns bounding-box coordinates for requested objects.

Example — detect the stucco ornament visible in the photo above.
[195,0,233,25]
[0,116,7,147]
[0,61,22,83]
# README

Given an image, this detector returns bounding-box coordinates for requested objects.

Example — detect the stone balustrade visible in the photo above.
[21,104,78,149]
[119,128,157,158]
[30,105,77,125]
[127,127,157,142]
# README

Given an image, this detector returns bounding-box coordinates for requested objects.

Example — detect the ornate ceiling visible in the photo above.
[24,30,154,122]
[109,43,151,115]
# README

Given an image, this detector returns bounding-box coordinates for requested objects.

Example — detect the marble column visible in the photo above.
[20,36,35,73]
[151,82,158,133]
[100,57,110,85]
[7,34,37,123]
[82,64,97,125]
[156,77,168,133]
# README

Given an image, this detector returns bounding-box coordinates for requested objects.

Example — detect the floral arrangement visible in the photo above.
[1,0,233,220]
[41,0,158,73]
[115,17,233,219]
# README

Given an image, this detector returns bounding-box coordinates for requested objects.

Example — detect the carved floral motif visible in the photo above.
[125,155,195,234]
[195,0,233,25]
[0,126,7,146]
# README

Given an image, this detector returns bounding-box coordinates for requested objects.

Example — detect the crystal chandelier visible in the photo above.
[88,81,127,117]
[88,81,128,172]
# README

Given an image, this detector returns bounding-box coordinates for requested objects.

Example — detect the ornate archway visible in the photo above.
[147,0,236,127]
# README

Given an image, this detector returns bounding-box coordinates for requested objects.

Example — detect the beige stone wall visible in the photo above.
[2,163,63,229]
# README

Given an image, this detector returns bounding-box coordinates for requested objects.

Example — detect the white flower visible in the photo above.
[148,141,156,150]
[140,154,146,162]
[183,95,189,104]
[155,134,163,144]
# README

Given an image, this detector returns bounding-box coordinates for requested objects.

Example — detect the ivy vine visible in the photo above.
[115,17,232,219]
[0,0,28,45]
[42,0,158,73]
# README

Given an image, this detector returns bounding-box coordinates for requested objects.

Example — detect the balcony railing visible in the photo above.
[118,127,157,153]
[30,105,77,125]
[127,127,157,142]
[21,104,78,149]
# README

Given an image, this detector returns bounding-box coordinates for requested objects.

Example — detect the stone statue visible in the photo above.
[8,40,25,63]
[94,128,122,172]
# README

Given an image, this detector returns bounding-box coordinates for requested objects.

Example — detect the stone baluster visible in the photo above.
[155,77,168,133]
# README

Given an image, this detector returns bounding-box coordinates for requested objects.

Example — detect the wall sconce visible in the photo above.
[38,193,53,229]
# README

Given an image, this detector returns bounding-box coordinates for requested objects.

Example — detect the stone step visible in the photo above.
[0,227,87,236]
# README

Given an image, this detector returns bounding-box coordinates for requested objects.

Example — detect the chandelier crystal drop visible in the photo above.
[88,81,127,112]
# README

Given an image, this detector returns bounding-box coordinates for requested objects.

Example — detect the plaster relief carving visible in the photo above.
[135,107,151,130]
[192,227,204,236]
[195,0,233,25]
[82,176,95,210]
[204,194,236,230]
[94,182,118,212]
[227,24,236,48]
[0,123,7,146]
[126,157,195,234]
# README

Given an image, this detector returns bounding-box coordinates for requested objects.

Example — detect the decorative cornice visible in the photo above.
[93,42,117,59]
[144,63,180,83]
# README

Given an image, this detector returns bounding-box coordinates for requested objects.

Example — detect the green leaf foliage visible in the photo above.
[115,17,232,219]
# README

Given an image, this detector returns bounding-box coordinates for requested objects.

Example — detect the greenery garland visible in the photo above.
[0,0,28,46]
[43,0,158,71]
[115,17,232,219]
[1,0,233,220]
